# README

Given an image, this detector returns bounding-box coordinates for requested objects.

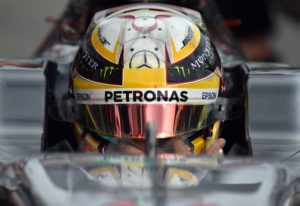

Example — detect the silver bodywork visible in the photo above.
[0,65,45,159]
[1,155,300,206]
[247,63,300,160]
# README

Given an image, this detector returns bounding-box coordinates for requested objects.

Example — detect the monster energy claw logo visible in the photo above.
[99,66,119,78]
[173,66,191,77]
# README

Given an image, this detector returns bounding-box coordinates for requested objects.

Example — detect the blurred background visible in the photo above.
[0,0,68,57]
[0,0,300,65]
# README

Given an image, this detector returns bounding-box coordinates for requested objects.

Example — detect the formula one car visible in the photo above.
[1,0,300,205]
[1,154,300,206]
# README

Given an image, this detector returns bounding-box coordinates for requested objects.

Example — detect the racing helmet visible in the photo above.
[72,4,223,154]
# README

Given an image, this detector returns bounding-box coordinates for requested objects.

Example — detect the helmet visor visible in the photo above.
[75,103,218,139]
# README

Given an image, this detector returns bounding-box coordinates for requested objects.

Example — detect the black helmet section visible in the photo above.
[44,61,76,123]
[42,46,78,152]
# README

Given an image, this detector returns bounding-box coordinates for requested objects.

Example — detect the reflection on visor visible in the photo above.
[105,137,191,155]
[99,133,207,156]
[74,122,212,155]
[76,104,218,139]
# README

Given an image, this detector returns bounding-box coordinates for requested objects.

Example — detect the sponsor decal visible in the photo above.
[76,49,123,85]
[202,92,217,100]
[190,38,213,70]
[181,27,194,48]
[76,93,91,101]
[173,66,189,77]
[98,66,119,78]
[98,26,111,46]
[105,90,188,103]
[129,50,160,69]
[167,35,220,84]
[81,50,99,70]
[74,88,218,105]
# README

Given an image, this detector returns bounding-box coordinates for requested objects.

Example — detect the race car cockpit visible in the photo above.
[2,1,300,206]
[0,0,298,160]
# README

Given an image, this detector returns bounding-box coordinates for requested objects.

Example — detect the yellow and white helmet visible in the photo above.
[72,4,223,154]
